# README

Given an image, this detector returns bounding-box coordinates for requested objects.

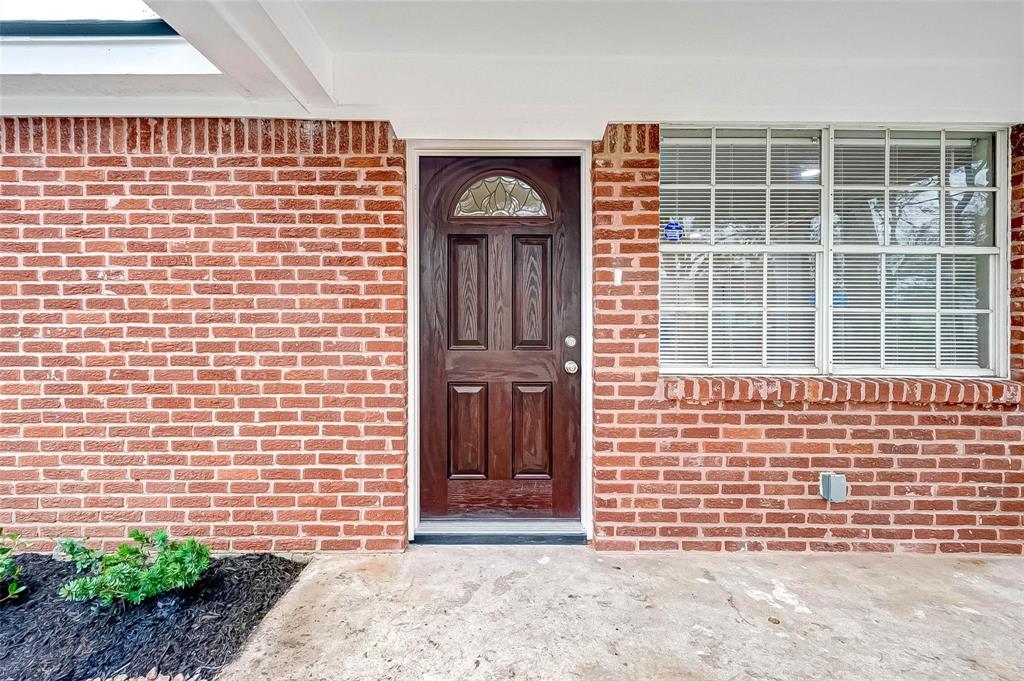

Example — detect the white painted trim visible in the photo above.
[994,128,1011,379]
[406,139,594,542]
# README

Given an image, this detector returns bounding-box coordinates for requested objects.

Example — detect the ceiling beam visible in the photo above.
[144,1,284,99]
[256,0,334,105]
[213,0,334,111]
[145,0,334,111]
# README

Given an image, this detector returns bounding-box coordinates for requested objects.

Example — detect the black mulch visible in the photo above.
[0,554,305,681]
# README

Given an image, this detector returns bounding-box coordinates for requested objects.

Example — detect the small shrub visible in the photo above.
[0,528,29,604]
[56,530,210,607]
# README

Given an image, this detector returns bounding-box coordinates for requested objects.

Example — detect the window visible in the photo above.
[454,175,547,217]
[659,127,1007,377]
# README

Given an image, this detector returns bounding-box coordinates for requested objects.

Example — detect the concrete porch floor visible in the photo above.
[219,546,1024,681]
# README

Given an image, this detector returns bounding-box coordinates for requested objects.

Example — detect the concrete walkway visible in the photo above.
[219,547,1024,681]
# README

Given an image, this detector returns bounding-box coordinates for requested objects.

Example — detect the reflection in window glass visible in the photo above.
[946,191,993,246]
[890,190,940,246]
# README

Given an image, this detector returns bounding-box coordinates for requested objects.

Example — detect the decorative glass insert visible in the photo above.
[454,175,547,217]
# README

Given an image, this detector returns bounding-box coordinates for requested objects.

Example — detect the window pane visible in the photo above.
[768,253,816,306]
[453,175,547,217]
[832,311,881,366]
[832,254,881,308]
[712,311,763,366]
[889,131,940,186]
[885,314,936,366]
[711,253,763,306]
[661,130,711,184]
[660,252,709,307]
[770,130,821,184]
[661,189,710,244]
[768,311,816,365]
[940,255,990,310]
[714,188,766,244]
[834,131,884,185]
[890,190,939,246]
[660,311,708,366]
[946,190,994,246]
[941,314,989,368]
[769,189,821,244]
[715,130,766,184]
[946,132,994,188]
[833,190,884,244]
[885,254,936,309]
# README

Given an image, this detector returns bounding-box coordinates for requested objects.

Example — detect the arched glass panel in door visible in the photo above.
[453,175,548,217]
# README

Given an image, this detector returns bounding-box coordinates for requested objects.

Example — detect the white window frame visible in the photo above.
[659,125,1011,379]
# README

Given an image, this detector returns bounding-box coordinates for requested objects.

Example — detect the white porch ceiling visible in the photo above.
[1,0,1022,139]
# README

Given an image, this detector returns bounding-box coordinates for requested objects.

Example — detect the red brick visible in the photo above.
[0,117,407,552]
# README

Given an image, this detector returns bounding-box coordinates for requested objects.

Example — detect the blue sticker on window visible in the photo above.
[663,220,683,241]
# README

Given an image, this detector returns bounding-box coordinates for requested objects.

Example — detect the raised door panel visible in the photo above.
[448,383,488,479]
[512,235,552,350]
[448,235,488,350]
[512,382,552,479]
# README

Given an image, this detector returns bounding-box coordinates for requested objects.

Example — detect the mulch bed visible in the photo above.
[0,553,305,681]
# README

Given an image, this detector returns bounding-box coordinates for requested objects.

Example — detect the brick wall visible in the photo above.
[0,118,407,551]
[1,117,1020,555]
[591,123,1024,554]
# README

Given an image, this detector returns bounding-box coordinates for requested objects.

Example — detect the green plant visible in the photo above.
[0,528,29,604]
[56,530,210,607]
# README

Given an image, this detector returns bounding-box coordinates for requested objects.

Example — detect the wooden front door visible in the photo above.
[419,156,582,519]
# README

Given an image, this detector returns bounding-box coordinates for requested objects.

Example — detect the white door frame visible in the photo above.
[405,140,594,540]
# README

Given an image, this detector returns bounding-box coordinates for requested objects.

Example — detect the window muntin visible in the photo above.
[659,127,1005,377]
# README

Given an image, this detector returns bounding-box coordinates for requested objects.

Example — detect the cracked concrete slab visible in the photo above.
[218,547,1024,681]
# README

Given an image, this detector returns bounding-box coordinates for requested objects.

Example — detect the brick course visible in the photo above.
[591,123,1024,554]
[0,118,407,551]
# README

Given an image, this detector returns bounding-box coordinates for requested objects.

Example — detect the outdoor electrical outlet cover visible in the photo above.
[819,471,848,503]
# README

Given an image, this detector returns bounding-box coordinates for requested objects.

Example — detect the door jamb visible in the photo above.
[406,140,594,541]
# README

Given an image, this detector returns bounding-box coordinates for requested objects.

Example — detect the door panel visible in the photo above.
[420,156,581,519]
[512,382,552,479]
[512,236,552,350]
[447,383,488,479]
[447,235,489,350]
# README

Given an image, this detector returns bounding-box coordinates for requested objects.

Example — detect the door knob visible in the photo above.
[564,360,579,375]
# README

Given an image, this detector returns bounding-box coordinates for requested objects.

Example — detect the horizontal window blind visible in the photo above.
[660,127,1005,377]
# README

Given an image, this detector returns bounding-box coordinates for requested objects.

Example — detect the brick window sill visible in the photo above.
[660,376,1023,406]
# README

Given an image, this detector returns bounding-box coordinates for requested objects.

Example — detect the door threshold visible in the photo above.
[413,519,588,545]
